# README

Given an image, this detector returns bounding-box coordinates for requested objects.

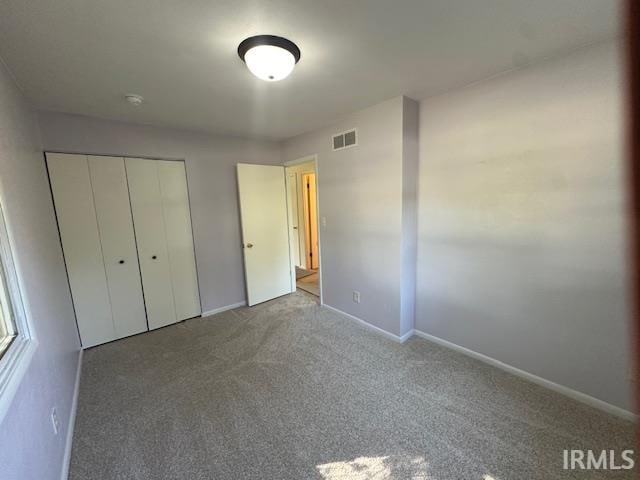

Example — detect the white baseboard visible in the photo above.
[399,329,414,343]
[322,304,410,344]
[60,348,83,480]
[201,301,246,318]
[411,329,636,421]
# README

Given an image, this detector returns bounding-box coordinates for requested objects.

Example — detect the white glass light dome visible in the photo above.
[238,35,301,82]
[244,45,295,81]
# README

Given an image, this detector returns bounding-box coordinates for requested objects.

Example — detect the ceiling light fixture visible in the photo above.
[237,35,301,82]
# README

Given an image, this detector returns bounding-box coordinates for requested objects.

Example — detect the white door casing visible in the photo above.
[286,171,300,288]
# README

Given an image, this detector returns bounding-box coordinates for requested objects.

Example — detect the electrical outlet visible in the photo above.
[321,216,327,227]
[352,291,360,303]
[51,407,59,435]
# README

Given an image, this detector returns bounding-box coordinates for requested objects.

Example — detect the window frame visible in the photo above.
[0,200,36,421]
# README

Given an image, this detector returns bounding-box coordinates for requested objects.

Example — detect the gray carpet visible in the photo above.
[70,292,635,479]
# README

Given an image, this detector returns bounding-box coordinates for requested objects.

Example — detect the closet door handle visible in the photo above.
[118,260,125,264]
[152,255,157,260]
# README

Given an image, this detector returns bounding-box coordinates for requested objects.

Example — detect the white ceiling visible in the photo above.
[0,0,619,140]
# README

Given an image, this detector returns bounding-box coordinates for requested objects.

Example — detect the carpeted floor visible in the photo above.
[70,291,635,480]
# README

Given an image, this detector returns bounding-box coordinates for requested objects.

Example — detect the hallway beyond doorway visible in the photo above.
[296,270,319,296]
[286,158,320,298]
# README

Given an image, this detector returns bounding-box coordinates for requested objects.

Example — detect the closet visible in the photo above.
[46,153,200,348]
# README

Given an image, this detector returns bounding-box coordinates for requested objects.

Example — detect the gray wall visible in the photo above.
[283,96,418,336]
[0,63,81,478]
[37,112,282,313]
[416,40,632,410]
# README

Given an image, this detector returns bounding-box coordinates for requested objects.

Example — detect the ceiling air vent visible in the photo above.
[332,129,357,151]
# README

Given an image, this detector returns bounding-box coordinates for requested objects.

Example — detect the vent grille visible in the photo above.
[332,129,357,151]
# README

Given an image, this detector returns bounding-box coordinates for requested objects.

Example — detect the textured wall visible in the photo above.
[416,41,632,410]
[37,112,282,313]
[0,62,81,479]
[283,97,411,336]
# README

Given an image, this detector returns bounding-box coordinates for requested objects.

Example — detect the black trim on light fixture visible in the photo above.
[237,35,301,63]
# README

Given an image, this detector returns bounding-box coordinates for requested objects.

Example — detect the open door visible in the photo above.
[237,164,293,306]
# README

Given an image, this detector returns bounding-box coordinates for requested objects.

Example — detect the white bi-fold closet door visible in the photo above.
[126,158,201,329]
[47,154,147,347]
[46,153,200,348]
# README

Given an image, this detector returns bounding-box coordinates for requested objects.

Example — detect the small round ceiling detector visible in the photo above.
[238,35,301,81]
[125,94,144,106]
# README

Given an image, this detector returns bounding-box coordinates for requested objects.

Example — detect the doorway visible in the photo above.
[237,157,321,306]
[285,158,320,298]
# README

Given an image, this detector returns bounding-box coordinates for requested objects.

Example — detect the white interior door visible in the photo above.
[157,160,201,320]
[237,164,292,306]
[88,156,148,338]
[46,153,115,347]
[126,158,177,329]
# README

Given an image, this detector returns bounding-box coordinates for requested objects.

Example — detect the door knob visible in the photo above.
[152,255,157,259]
[118,260,125,264]
[246,243,254,248]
